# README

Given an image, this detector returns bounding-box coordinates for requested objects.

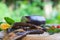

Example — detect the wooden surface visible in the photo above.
[3,31,60,40]
[22,35,51,40]
[22,34,60,40]
[3,34,60,40]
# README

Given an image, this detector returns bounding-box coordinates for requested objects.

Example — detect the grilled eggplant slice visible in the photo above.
[3,29,44,40]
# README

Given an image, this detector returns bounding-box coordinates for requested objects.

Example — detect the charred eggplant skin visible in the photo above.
[9,16,46,32]
[12,22,38,29]
[7,22,41,33]
[7,22,45,33]
[21,16,46,26]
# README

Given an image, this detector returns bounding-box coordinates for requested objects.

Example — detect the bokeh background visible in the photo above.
[0,0,60,24]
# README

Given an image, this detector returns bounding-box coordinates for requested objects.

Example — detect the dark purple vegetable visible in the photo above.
[21,16,46,26]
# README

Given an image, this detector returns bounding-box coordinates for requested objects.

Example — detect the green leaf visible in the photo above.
[4,17,15,25]
[54,28,60,33]
[0,28,2,31]
[0,22,3,24]
[47,29,55,35]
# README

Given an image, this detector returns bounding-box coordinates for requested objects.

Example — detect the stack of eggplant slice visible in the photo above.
[3,16,46,40]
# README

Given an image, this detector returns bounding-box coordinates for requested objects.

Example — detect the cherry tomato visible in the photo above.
[57,25,60,28]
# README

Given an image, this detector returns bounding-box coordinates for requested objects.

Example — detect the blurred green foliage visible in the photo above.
[11,0,44,22]
[0,0,60,24]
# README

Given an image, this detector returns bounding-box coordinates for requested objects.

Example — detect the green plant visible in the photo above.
[4,17,15,25]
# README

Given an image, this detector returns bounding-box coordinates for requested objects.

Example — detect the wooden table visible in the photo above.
[22,34,60,40]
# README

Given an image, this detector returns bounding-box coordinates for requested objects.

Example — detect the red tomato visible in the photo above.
[57,25,60,28]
